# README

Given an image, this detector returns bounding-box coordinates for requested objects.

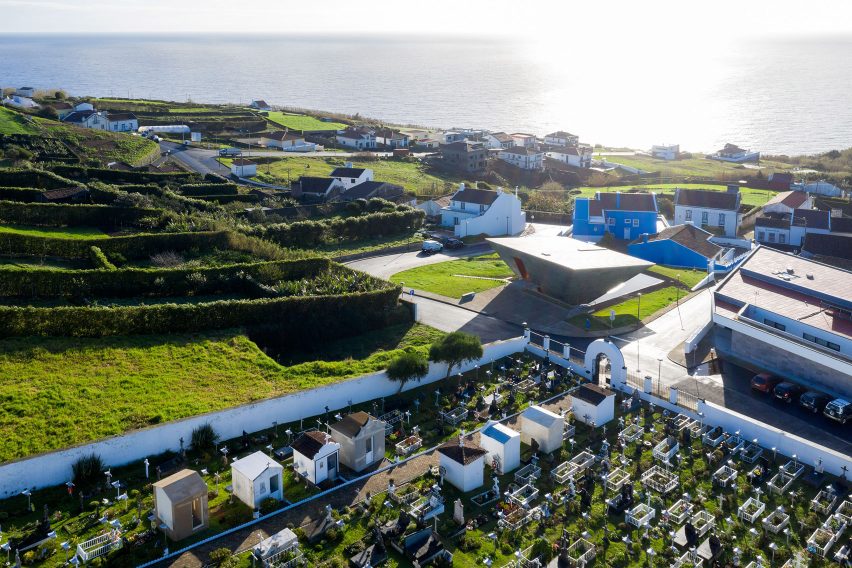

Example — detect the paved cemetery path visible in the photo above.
[161,391,575,567]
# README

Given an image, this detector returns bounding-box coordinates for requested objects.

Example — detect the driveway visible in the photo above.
[345,243,490,280]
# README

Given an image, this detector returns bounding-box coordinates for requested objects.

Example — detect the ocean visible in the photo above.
[1,33,850,155]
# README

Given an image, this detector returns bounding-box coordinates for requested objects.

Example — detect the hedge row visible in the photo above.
[249,207,425,249]
[88,246,116,270]
[0,186,46,203]
[0,169,77,189]
[178,183,239,196]
[87,183,220,213]
[0,286,400,337]
[49,165,198,185]
[0,201,161,228]
[0,258,332,299]
[0,230,294,260]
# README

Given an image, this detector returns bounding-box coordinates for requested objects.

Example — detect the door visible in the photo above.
[623,227,631,239]
[327,452,338,479]
[365,436,374,466]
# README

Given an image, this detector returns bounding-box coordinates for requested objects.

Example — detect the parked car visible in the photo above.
[750,373,782,393]
[799,391,832,413]
[421,240,443,255]
[218,147,242,157]
[824,399,852,425]
[444,238,465,250]
[773,382,804,403]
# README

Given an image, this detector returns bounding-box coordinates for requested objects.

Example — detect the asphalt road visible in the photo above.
[404,295,521,344]
[345,243,491,279]
[160,141,231,176]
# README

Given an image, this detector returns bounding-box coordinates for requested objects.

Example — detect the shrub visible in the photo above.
[150,251,184,268]
[190,423,219,452]
[0,201,161,229]
[88,246,116,270]
[208,548,232,565]
[72,453,105,490]
[259,497,281,515]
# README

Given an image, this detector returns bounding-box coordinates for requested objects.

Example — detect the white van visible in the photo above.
[421,240,443,255]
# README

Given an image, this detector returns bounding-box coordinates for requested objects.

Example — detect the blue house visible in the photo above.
[628,223,722,269]
[572,192,659,242]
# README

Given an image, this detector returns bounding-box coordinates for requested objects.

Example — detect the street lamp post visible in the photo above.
[636,292,642,372]
[657,356,663,395]
[675,273,684,329]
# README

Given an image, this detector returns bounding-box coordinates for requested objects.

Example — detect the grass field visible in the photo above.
[0,224,109,239]
[389,253,514,298]
[648,265,706,288]
[570,285,683,330]
[253,155,463,195]
[265,111,346,132]
[597,153,794,178]
[573,183,778,207]
[0,107,40,135]
[0,323,441,461]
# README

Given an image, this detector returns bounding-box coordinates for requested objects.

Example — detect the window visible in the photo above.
[624,218,631,224]
[460,202,466,211]
[633,219,639,227]
[804,333,841,351]
[768,233,775,242]
[269,473,280,494]
[763,318,786,331]
[779,234,786,244]
[757,231,765,241]
[718,213,725,226]
[607,218,615,226]
[365,437,373,453]
[701,211,709,225]
[685,210,692,221]
[454,217,460,226]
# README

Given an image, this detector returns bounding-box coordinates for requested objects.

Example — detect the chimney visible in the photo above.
[641,233,649,244]
[459,182,465,191]
[727,184,740,194]
[345,161,353,168]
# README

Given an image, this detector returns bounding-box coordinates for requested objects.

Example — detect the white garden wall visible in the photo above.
[0,336,526,497]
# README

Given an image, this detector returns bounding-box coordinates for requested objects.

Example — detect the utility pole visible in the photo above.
[636,292,642,372]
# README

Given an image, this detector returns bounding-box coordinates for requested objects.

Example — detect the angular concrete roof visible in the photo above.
[488,236,652,271]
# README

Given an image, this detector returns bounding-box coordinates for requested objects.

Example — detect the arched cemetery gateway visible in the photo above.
[583,338,627,389]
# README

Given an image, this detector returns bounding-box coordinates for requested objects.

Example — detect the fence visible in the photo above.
[0,336,526,496]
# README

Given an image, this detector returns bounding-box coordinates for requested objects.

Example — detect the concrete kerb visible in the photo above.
[141,380,583,567]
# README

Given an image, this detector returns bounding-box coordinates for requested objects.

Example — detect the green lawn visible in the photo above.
[570,285,683,330]
[251,155,464,196]
[648,265,706,288]
[596,153,794,178]
[265,111,346,132]
[0,323,441,462]
[0,107,40,135]
[390,253,514,298]
[574,183,777,207]
[0,224,109,239]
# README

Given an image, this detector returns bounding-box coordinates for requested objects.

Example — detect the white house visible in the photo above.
[520,405,563,454]
[105,112,138,132]
[755,208,831,248]
[250,100,272,111]
[230,451,284,510]
[415,196,452,219]
[708,143,760,163]
[15,87,35,98]
[260,131,317,152]
[570,384,615,427]
[152,469,208,541]
[440,185,526,238]
[651,144,679,160]
[291,431,340,486]
[437,438,488,493]
[2,95,39,109]
[336,127,376,150]
[231,158,257,178]
[483,132,515,149]
[498,146,545,170]
[510,133,537,148]
[478,421,520,474]
[674,187,742,237]
[547,146,592,168]
[544,131,579,147]
[763,191,813,215]
[62,110,108,129]
[330,164,373,190]
[329,411,386,473]
[374,128,410,148]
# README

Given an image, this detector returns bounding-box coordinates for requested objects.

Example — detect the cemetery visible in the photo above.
[0,349,848,567]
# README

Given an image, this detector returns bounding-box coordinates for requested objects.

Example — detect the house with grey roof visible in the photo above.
[440,184,525,237]
[231,451,284,509]
[674,186,742,237]
[329,411,386,472]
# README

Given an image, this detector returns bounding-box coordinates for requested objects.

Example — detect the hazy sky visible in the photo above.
[1,0,851,39]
